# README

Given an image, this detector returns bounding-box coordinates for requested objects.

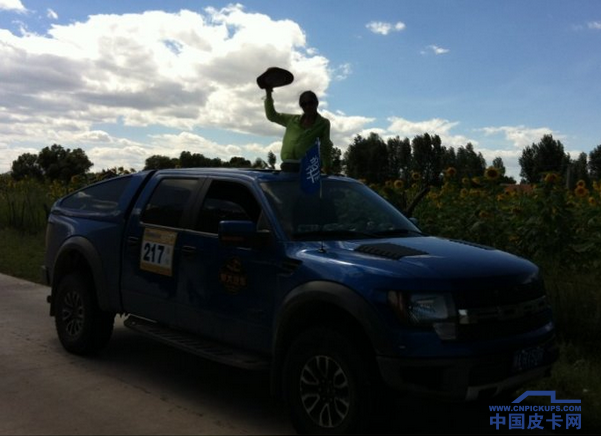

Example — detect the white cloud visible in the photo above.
[588,21,601,30]
[330,62,352,81]
[47,8,58,20]
[0,6,356,172]
[422,45,450,55]
[385,116,472,147]
[366,21,406,35]
[323,111,376,151]
[0,0,25,12]
[479,125,562,148]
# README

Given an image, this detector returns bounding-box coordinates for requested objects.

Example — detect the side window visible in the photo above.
[196,181,262,234]
[60,176,132,213]
[141,178,198,228]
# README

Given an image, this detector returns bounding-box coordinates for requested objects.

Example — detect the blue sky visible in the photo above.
[1,0,600,179]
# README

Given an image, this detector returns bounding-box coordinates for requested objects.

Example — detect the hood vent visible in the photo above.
[355,243,427,260]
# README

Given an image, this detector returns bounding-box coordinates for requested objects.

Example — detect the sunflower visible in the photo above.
[411,171,421,181]
[544,173,559,184]
[574,186,588,198]
[478,210,491,219]
[445,167,457,178]
[576,180,586,188]
[484,167,500,180]
[394,179,404,190]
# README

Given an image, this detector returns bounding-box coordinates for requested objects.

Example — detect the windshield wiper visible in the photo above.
[372,228,424,237]
[292,229,379,240]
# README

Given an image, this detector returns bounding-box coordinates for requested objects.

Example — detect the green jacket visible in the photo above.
[264,95,333,171]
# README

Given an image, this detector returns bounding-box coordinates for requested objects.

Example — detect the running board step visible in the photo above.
[124,316,270,371]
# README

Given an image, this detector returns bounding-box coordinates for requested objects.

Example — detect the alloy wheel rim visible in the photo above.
[61,290,84,337]
[299,355,351,428]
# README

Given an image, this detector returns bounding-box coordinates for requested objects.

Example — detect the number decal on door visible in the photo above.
[140,228,177,276]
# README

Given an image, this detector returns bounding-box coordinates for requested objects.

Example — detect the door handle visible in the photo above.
[127,236,139,247]
[182,245,197,256]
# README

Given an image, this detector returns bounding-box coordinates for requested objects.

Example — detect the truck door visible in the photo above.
[175,178,279,354]
[121,175,203,324]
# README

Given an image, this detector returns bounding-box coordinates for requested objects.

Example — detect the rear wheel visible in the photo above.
[283,326,387,434]
[54,272,114,355]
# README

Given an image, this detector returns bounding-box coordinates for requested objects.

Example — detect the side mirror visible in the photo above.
[409,217,419,227]
[218,220,270,248]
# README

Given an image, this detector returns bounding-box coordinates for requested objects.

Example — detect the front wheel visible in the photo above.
[54,272,114,355]
[283,327,386,434]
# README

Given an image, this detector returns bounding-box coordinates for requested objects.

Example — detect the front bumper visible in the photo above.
[377,336,558,401]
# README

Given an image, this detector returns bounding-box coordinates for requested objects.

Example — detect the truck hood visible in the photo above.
[292,236,538,291]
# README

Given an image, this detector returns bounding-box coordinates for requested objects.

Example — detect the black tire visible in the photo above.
[54,272,114,355]
[283,326,385,434]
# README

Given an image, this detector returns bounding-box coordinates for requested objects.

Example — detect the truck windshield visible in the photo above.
[260,179,421,241]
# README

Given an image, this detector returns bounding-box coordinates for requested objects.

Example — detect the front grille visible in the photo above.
[456,310,551,341]
[454,280,546,309]
[452,279,551,341]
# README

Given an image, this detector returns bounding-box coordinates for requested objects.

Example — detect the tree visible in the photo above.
[443,147,457,174]
[11,153,43,181]
[34,144,92,183]
[343,133,389,184]
[519,135,569,183]
[330,146,343,174]
[96,166,136,180]
[492,156,516,184]
[144,155,178,170]
[569,152,590,188]
[455,143,486,181]
[252,158,268,169]
[518,145,537,184]
[411,134,445,186]
[227,156,251,167]
[267,151,277,169]
[178,151,225,168]
[386,136,411,181]
[589,144,601,181]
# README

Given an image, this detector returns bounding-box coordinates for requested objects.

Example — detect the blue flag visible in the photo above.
[300,139,321,195]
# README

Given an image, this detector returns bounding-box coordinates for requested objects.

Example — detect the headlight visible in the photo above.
[388,291,457,340]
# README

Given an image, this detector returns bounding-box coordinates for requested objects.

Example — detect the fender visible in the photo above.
[273,280,397,357]
[51,236,122,314]
[269,280,397,397]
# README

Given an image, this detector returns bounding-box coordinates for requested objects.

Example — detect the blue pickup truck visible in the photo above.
[43,168,558,434]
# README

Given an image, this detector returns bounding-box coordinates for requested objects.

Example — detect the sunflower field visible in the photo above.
[1,168,600,350]
[371,166,601,353]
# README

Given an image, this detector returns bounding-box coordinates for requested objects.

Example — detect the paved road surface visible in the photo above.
[0,273,504,435]
[0,274,293,435]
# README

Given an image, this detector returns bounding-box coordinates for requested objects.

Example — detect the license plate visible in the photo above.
[513,346,544,372]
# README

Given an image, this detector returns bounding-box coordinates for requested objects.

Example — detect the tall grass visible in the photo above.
[0,176,50,232]
[0,228,46,283]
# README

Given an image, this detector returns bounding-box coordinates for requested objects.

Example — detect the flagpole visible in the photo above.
[317,138,322,199]
[316,138,325,253]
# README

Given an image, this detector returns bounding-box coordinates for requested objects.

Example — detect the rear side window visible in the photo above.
[61,176,132,213]
[141,178,198,228]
